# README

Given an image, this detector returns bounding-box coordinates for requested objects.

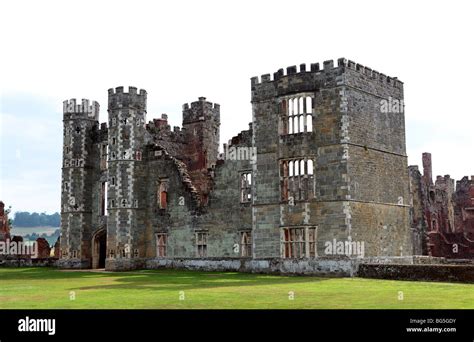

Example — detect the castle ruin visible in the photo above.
[58,58,413,273]
[409,153,474,258]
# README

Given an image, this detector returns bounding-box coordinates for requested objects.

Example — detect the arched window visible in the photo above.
[240,231,252,257]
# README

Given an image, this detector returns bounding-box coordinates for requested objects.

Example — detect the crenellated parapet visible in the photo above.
[108,86,147,111]
[251,57,403,89]
[182,97,220,125]
[338,58,403,89]
[434,175,455,194]
[251,57,403,104]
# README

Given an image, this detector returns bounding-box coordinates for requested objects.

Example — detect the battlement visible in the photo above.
[457,176,474,187]
[108,86,147,111]
[250,57,403,89]
[182,97,220,125]
[108,86,147,96]
[435,175,453,182]
[63,99,100,120]
[182,97,220,111]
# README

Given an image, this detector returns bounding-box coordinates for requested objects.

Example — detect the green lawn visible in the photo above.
[0,267,473,309]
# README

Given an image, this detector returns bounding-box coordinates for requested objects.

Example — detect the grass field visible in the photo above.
[0,267,473,309]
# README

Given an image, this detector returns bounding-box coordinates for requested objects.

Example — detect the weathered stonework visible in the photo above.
[0,201,11,242]
[58,58,413,275]
[409,153,474,258]
[35,238,52,258]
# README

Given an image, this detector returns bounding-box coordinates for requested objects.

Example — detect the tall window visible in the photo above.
[100,181,108,216]
[240,231,252,257]
[196,232,208,257]
[281,96,313,135]
[240,172,252,203]
[281,158,314,202]
[100,144,108,170]
[158,179,169,209]
[281,227,317,258]
[156,234,167,257]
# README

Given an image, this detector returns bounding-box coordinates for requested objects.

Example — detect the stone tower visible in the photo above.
[59,99,100,268]
[106,86,148,270]
[250,58,412,259]
[182,97,220,204]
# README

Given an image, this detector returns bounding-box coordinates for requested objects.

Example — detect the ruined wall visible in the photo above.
[0,201,11,242]
[143,125,253,260]
[181,97,220,205]
[408,165,428,255]
[454,176,474,239]
[409,153,474,258]
[57,58,419,273]
[35,238,52,258]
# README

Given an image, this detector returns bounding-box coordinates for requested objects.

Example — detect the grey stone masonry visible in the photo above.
[58,99,99,268]
[58,57,414,274]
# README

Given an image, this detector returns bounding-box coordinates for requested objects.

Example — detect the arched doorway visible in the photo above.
[92,228,107,269]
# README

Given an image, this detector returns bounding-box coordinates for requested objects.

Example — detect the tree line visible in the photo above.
[13,212,60,227]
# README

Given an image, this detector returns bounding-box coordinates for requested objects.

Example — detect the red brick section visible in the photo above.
[412,153,474,258]
[35,237,52,258]
[0,201,11,242]
[454,176,474,242]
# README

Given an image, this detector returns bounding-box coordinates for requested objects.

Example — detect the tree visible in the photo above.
[13,212,61,227]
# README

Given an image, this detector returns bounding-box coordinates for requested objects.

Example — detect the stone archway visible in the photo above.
[92,228,107,269]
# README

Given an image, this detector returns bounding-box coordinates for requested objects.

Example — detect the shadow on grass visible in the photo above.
[0,267,333,292]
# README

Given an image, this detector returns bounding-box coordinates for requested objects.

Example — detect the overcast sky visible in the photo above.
[1,0,473,214]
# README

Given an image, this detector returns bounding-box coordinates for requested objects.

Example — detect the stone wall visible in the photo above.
[147,257,355,276]
[250,58,410,259]
[358,263,474,283]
